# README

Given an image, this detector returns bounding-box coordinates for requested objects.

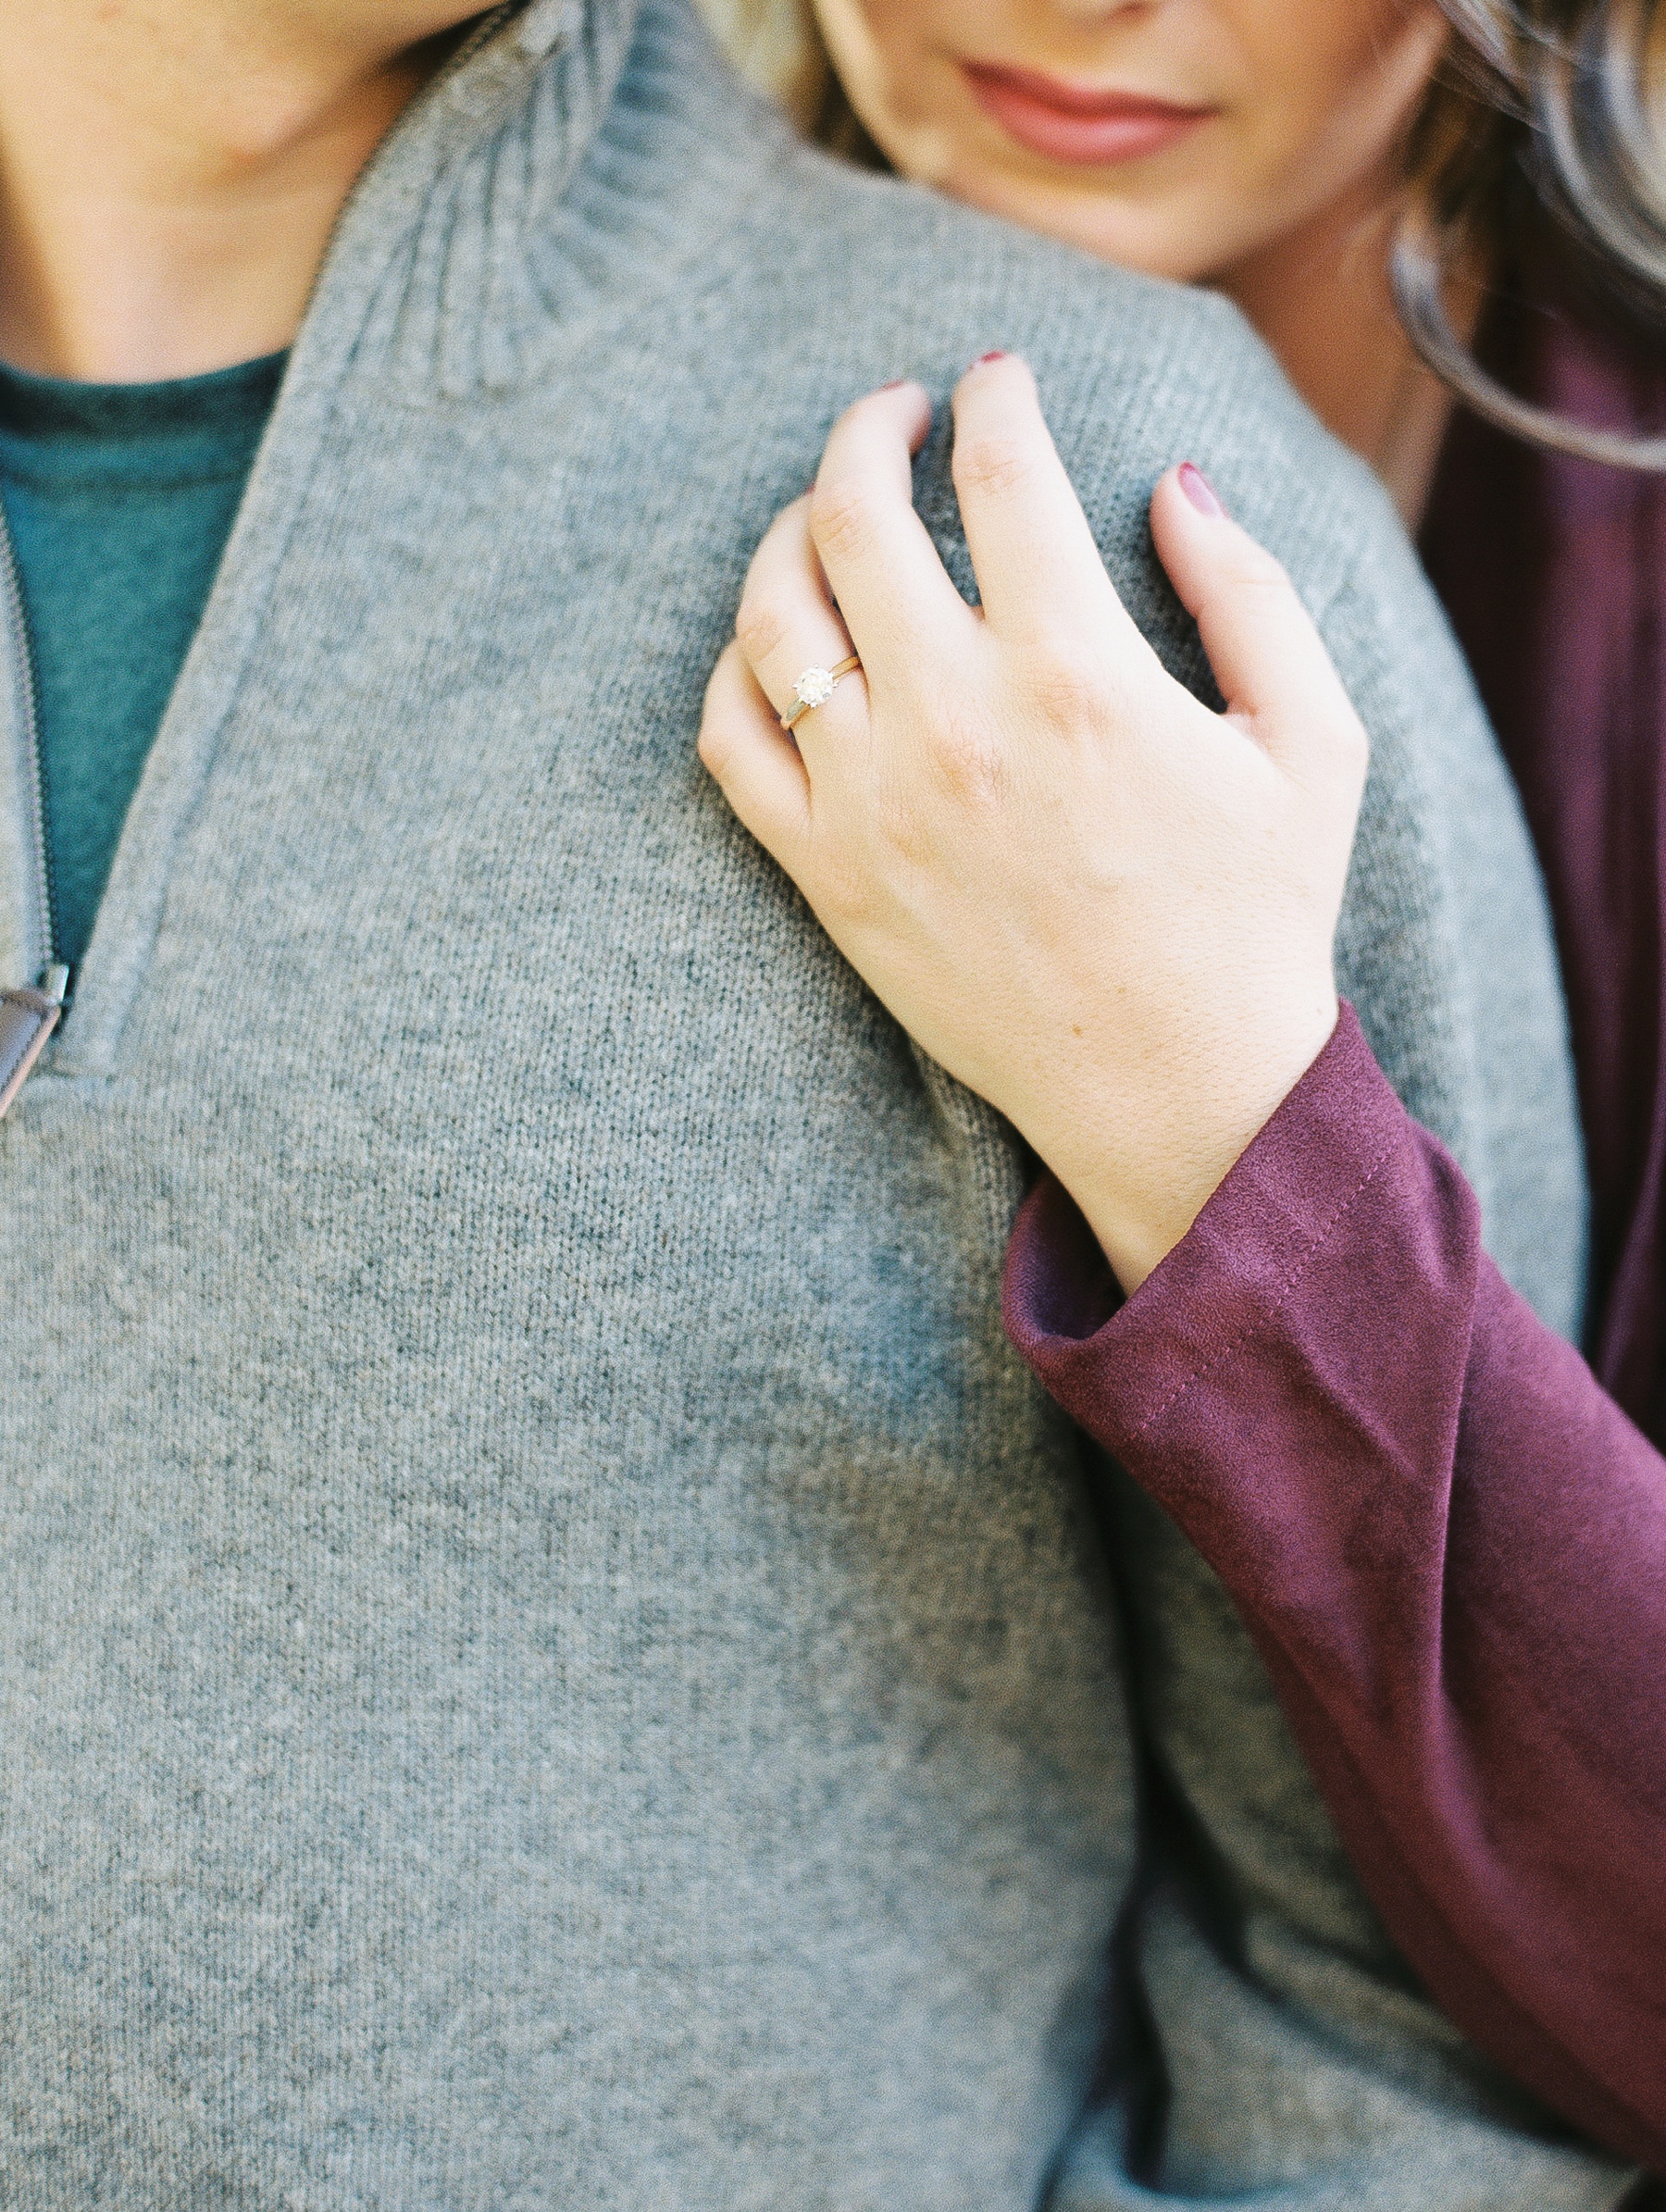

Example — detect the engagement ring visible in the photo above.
[781,653,861,732]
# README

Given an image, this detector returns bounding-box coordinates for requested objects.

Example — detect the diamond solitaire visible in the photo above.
[780,652,862,732]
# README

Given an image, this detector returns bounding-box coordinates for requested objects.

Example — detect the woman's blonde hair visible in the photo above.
[698,0,873,153]
[698,0,1666,466]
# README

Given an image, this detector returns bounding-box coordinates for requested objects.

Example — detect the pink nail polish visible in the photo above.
[1177,461,1225,518]
[975,350,1008,367]
[878,378,908,391]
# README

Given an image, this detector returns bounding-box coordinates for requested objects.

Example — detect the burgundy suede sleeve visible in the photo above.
[1003,1003,1666,2173]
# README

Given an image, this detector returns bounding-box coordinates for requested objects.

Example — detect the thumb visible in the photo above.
[1150,462,1368,786]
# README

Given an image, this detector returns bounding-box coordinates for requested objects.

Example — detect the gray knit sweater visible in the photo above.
[0,4,1625,2206]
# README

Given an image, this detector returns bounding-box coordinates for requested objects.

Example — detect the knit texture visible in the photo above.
[0,4,1611,2206]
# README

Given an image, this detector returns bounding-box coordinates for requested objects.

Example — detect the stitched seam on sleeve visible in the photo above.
[1130,1124,1411,1440]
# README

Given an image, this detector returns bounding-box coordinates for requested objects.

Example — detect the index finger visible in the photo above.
[951,353,1142,652]
[809,381,982,675]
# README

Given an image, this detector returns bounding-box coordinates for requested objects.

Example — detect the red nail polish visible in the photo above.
[878,379,907,391]
[1178,461,1225,518]
[975,350,1008,366]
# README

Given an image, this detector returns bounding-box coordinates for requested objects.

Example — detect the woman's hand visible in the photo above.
[698,355,1369,1293]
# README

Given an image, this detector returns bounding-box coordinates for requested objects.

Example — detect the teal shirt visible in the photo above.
[0,353,285,972]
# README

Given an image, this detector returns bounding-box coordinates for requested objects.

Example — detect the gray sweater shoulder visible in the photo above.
[717,132,1585,1331]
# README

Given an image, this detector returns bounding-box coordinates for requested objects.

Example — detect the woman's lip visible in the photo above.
[962,63,1214,167]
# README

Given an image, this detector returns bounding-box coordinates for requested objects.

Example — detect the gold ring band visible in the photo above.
[781,653,862,732]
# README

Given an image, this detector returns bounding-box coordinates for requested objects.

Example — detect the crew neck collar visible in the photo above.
[0,351,288,431]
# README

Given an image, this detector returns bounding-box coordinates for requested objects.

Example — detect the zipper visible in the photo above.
[0,963,67,1119]
[0,514,52,976]
[0,2,538,1126]
[0,503,66,1121]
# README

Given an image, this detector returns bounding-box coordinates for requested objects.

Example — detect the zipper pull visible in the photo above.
[0,963,68,1120]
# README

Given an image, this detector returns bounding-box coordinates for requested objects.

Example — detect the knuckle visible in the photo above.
[924,711,1004,802]
[818,851,880,929]
[871,791,932,872]
[1023,640,1115,733]
[1226,539,1296,599]
[734,588,792,668]
[952,430,1034,503]
[808,476,873,561]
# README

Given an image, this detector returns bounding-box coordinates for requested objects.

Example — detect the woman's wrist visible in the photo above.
[1054,992,1341,1294]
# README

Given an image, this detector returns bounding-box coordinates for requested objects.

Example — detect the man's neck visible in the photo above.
[0,4,473,383]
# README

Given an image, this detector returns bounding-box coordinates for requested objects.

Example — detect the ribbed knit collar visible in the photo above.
[293,0,789,401]
[0,0,794,1027]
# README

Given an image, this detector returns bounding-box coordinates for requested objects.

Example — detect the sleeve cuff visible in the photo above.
[1002,1003,1418,1448]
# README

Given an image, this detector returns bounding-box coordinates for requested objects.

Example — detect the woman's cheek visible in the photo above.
[813,0,958,179]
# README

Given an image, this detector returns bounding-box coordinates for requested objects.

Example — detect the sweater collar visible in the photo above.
[289,0,785,401]
[0,0,777,1017]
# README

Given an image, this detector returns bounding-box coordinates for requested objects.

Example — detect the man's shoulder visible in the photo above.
[752,135,1252,389]
[726,130,1401,586]
[731,139,1580,1330]
[466,0,1404,589]
[676,13,1260,396]
[773,142,1224,341]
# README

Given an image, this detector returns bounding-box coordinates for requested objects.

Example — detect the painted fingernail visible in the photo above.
[878,378,908,391]
[975,350,1008,366]
[1178,461,1225,518]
